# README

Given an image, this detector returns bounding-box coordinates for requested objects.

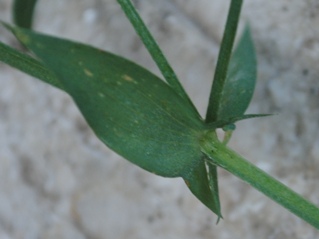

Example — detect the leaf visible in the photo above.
[206,114,272,129]
[0,40,63,90]
[3,24,224,218]
[8,25,206,178]
[183,158,222,219]
[205,160,222,222]
[216,26,257,121]
[13,0,38,29]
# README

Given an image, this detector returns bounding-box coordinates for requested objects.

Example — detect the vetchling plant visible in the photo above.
[0,0,318,229]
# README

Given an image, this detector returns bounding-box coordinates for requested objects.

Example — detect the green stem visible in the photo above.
[200,131,319,229]
[116,0,198,114]
[206,0,243,122]
[13,0,38,29]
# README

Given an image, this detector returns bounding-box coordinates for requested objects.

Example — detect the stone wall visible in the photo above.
[0,0,318,238]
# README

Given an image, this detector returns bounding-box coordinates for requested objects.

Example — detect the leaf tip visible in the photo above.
[1,22,31,46]
[216,214,223,224]
[15,31,31,45]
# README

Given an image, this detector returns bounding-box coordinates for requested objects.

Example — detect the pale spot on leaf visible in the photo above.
[122,74,137,84]
[16,31,31,45]
[98,92,105,98]
[36,43,44,49]
[84,68,94,77]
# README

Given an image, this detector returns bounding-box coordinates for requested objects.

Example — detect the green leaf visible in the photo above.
[8,25,205,178]
[13,0,38,29]
[0,40,63,90]
[3,24,223,218]
[206,114,272,129]
[215,26,257,121]
[183,158,222,220]
[205,161,222,222]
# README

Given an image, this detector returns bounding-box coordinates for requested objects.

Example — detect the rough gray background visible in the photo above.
[0,0,319,238]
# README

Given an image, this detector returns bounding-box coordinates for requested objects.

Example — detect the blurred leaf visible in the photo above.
[8,25,206,178]
[13,0,38,29]
[3,24,224,218]
[205,161,222,222]
[183,158,222,219]
[206,114,271,130]
[0,40,63,89]
[216,26,257,121]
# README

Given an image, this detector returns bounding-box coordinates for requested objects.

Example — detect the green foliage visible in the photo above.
[183,158,222,220]
[4,24,224,217]
[1,0,318,229]
[8,26,204,177]
[215,26,257,121]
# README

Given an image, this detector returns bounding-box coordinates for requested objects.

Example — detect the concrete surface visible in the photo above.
[0,0,318,238]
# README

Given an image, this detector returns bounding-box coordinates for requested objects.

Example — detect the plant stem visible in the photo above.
[13,0,38,29]
[116,0,198,114]
[200,131,319,229]
[206,0,243,123]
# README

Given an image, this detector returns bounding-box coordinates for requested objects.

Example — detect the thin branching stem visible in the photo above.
[13,0,38,28]
[116,0,198,113]
[206,0,243,122]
